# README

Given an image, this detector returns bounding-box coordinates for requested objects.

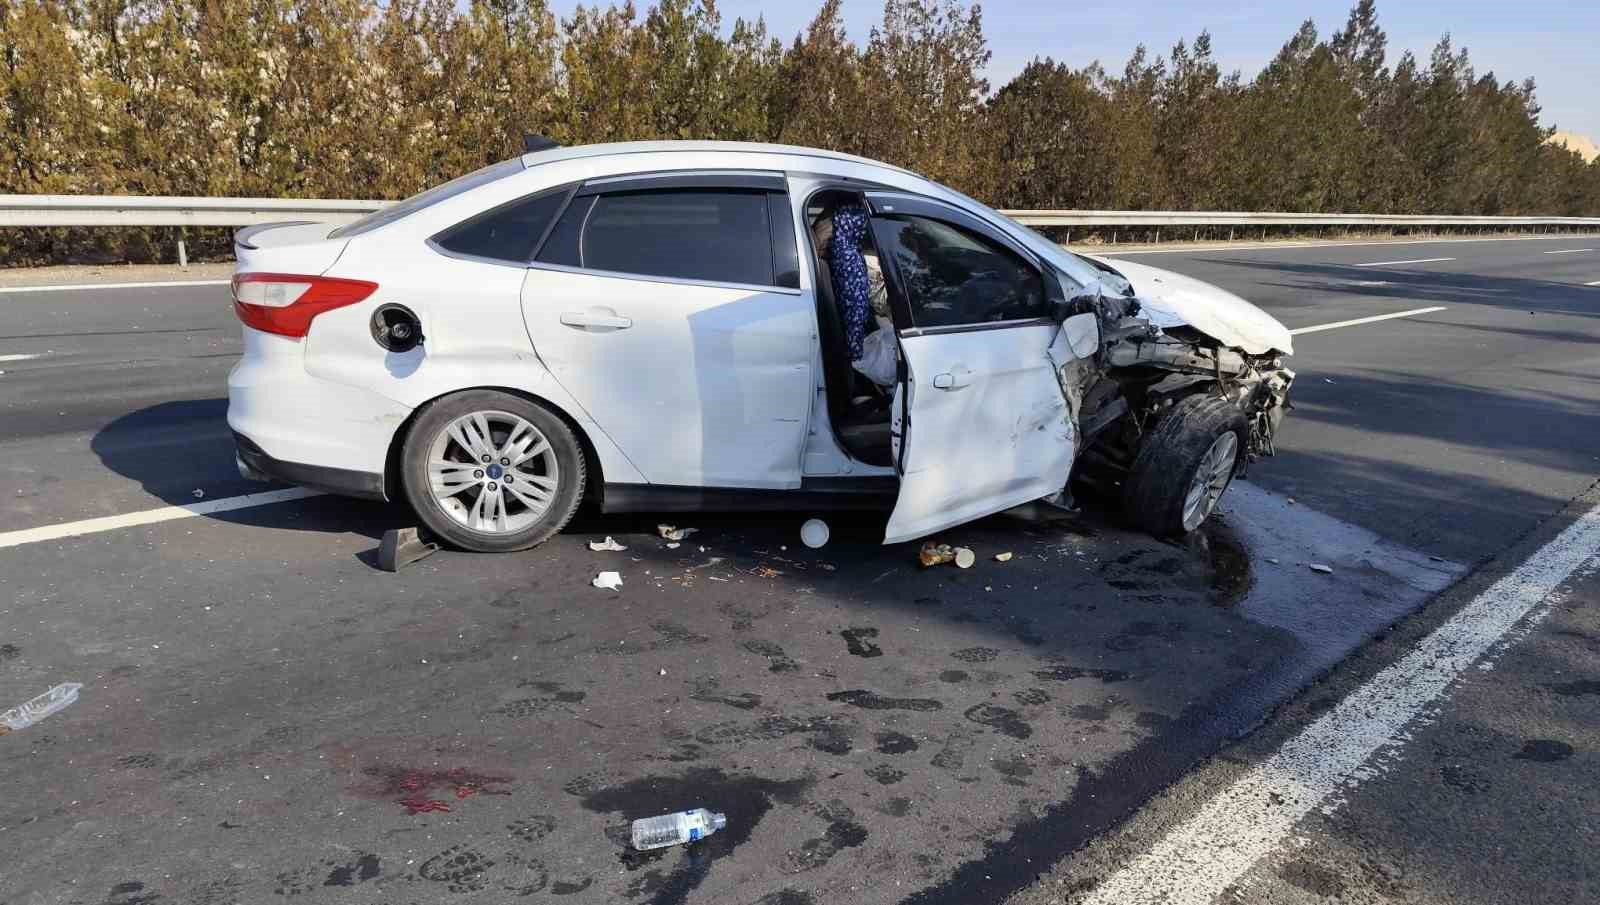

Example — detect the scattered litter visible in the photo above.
[1287,497,1296,505]
[658,668,667,677]
[1429,555,1447,562]
[1308,563,1334,574]
[592,571,624,590]
[666,542,680,550]
[1266,557,1281,565]
[708,576,730,582]
[588,536,627,552]
[801,519,830,549]
[954,547,976,569]
[698,546,706,553]
[191,488,205,499]
[658,524,698,542]
[919,542,956,567]
[754,565,782,579]
[994,552,1014,563]
[631,808,728,851]
[1,682,82,734]
[685,557,724,573]
[819,563,836,572]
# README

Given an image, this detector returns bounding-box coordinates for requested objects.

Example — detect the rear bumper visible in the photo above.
[234,432,386,500]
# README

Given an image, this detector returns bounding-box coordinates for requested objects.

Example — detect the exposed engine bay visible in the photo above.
[1055,270,1297,492]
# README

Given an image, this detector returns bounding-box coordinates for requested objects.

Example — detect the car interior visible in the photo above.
[805,189,897,467]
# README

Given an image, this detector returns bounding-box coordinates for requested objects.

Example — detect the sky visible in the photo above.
[548,0,1599,141]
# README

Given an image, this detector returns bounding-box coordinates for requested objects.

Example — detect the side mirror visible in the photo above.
[371,304,424,354]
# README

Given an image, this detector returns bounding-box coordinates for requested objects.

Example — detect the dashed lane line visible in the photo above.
[1353,257,1455,267]
[0,279,230,295]
[1076,500,1600,905]
[1289,306,1448,336]
[0,487,323,550]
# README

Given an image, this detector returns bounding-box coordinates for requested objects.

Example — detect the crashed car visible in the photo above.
[228,141,1294,552]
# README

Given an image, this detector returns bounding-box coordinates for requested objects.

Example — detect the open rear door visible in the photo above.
[864,193,1077,544]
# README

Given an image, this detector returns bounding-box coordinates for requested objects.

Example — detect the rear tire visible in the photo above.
[1121,393,1247,537]
[401,390,585,552]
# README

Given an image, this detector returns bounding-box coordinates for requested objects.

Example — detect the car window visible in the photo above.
[330,157,525,239]
[872,215,1047,328]
[536,188,776,287]
[432,187,570,264]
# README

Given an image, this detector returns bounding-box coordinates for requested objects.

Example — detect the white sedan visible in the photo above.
[228,141,1294,552]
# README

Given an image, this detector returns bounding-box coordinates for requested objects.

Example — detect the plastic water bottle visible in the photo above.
[630,808,728,850]
[0,682,82,732]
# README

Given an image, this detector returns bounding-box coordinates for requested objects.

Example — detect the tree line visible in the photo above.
[3,0,1597,264]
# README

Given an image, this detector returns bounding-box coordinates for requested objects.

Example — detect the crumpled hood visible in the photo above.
[1089,257,1293,356]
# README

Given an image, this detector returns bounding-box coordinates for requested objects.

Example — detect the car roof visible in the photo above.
[518,140,921,180]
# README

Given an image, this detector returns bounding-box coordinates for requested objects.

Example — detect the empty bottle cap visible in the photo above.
[711,812,728,831]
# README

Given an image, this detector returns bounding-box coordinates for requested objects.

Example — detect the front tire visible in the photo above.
[1121,393,1247,537]
[401,390,585,552]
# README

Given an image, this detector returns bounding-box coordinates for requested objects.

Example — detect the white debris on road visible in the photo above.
[592,571,623,591]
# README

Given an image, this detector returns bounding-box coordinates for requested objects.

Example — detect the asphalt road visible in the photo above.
[1,236,1597,905]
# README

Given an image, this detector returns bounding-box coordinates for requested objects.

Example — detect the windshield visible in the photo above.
[329,157,526,238]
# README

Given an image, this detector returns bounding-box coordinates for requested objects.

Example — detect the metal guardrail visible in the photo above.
[4,194,1600,230]
[0,195,386,227]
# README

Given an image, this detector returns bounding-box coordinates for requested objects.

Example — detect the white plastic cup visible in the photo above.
[800,518,830,549]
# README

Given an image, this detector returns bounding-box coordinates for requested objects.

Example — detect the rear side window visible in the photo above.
[432,187,570,264]
[331,157,524,239]
[536,189,778,287]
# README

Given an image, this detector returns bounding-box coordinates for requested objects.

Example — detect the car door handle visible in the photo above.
[559,310,632,330]
[932,369,972,390]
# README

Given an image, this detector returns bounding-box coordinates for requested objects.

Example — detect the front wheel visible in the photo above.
[400,390,586,552]
[1120,393,1247,537]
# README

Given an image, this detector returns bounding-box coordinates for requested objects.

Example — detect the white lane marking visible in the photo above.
[1289,306,1448,336]
[1096,234,1600,256]
[0,279,230,295]
[1353,257,1455,267]
[0,353,42,363]
[1542,248,1593,254]
[1078,501,1600,905]
[1587,281,1600,286]
[0,487,323,550]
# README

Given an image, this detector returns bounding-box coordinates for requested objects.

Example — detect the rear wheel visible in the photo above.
[401,390,585,552]
[1121,393,1247,537]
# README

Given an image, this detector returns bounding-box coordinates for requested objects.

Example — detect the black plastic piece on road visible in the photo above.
[377,527,439,572]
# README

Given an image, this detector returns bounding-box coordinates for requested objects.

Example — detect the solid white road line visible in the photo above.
[1353,257,1455,267]
[1542,248,1594,254]
[0,487,323,551]
[0,279,230,295]
[0,353,42,363]
[1078,501,1600,905]
[1588,281,1600,287]
[1290,306,1448,336]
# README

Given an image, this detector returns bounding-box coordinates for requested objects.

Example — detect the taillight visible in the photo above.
[232,273,379,338]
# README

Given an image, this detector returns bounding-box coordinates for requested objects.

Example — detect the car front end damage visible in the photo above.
[1049,262,1295,532]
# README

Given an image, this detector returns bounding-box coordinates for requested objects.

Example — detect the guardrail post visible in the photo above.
[177,237,188,269]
